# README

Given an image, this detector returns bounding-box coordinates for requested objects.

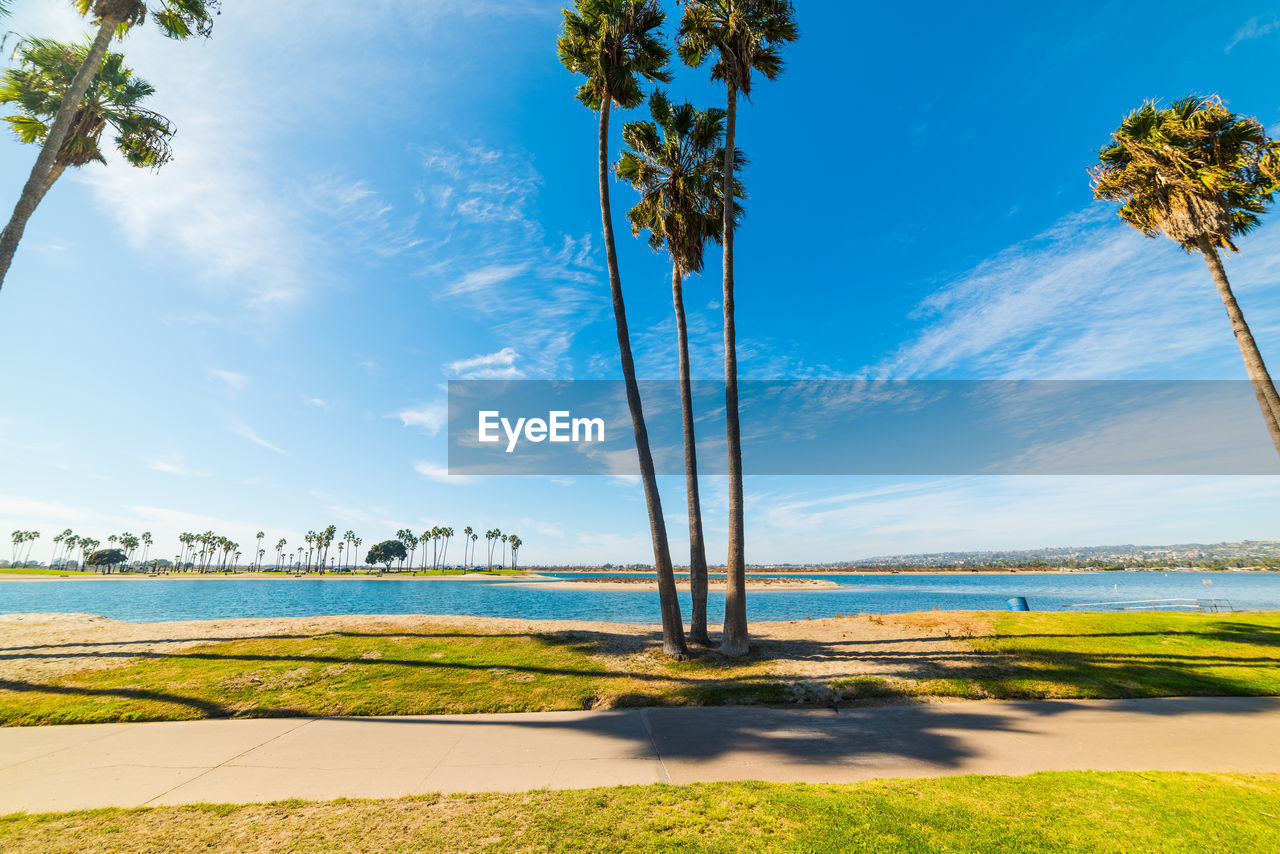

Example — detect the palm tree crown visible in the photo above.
[75,0,220,40]
[1091,95,1279,253]
[2,38,175,175]
[676,0,798,97]
[557,0,672,111]
[617,91,745,274]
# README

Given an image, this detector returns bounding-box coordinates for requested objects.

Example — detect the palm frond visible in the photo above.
[1090,94,1278,253]
[558,0,670,112]
[616,91,747,274]
[1,36,175,172]
[676,0,798,96]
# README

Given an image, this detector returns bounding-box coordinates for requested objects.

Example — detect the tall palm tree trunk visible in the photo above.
[1198,239,1280,457]
[673,266,712,645]
[598,101,687,658]
[0,17,117,291]
[720,82,748,657]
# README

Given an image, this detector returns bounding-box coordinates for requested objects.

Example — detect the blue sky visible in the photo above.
[2,1,1280,565]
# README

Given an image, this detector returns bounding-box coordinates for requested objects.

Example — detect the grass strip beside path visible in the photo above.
[835,611,1280,702]
[2,772,1278,853]
[0,626,784,725]
[1,612,1278,726]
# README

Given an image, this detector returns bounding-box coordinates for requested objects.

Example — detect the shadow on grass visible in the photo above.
[2,617,1279,727]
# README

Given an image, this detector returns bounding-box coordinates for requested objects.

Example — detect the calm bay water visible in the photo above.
[1,571,1278,624]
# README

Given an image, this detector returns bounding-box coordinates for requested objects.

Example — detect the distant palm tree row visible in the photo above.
[3,526,524,573]
[559,0,797,658]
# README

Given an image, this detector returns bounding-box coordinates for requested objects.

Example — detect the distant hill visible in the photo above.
[809,541,1280,570]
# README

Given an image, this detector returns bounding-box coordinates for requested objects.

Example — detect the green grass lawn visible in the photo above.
[0,626,784,726]
[834,611,1280,702]
[2,772,1277,853]
[0,567,96,576]
[2,612,1277,726]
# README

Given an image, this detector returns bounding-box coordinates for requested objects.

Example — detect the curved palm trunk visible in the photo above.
[598,101,687,658]
[1198,239,1280,457]
[0,16,117,292]
[720,82,748,657]
[673,266,712,645]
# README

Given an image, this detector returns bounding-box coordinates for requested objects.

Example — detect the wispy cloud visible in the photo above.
[413,461,474,484]
[751,476,1280,561]
[209,369,249,396]
[444,264,529,297]
[1227,13,1279,52]
[871,210,1280,379]
[149,458,210,477]
[445,348,524,380]
[231,421,287,455]
[421,143,605,376]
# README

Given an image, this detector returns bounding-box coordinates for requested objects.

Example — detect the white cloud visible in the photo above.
[751,476,1280,562]
[230,421,287,455]
[444,264,529,296]
[399,402,448,435]
[209,369,249,395]
[445,347,524,380]
[422,143,605,376]
[149,459,209,477]
[413,461,474,484]
[872,210,1280,380]
[1227,13,1279,52]
[306,397,330,410]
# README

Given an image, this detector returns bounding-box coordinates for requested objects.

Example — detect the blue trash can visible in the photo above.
[1007,596,1030,611]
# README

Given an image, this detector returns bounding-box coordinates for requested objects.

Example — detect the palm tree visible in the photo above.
[441,527,454,568]
[501,534,510,569]
[463,526,474,566]
[254,531,264,569]
[50,529,68,568]
[617,91,744,645]
[1,38,175,222]
[677,0,798,657]
[396,529,417,573]
[140,531,152,566]
[64,535,80,570]
[342,530,355,572]
[469,532,478,568]
[1091,95,1280,455]
[353,536,363,571]
[0,0,219,293]
[559,0,688,657]
[424,527,440,568]
[79,537,99,571]
[276,538,287,570]
[509,536,522,570]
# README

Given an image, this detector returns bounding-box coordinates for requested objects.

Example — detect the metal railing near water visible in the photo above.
[1062,598,1235,613]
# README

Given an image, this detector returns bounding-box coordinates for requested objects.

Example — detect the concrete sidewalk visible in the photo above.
[1,697,1278,813]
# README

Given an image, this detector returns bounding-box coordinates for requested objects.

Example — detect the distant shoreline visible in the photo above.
[3,567,1276,582]
[539,567,1279,576]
